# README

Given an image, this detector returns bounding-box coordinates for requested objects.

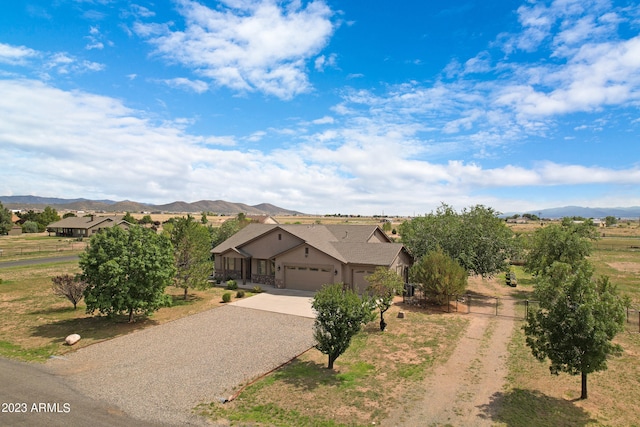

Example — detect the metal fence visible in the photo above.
[402,285,532,319]
[0,241,86,258]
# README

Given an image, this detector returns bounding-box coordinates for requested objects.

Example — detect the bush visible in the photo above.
[226,280,238,290]
[222,292,232,303]
[252,285,263,293]
[236,290,245,298]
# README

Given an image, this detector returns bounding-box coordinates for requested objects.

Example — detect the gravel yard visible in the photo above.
[46,305,315,426]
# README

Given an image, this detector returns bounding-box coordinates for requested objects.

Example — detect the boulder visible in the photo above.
[65,334,81,346]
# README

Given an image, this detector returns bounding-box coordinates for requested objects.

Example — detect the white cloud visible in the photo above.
[134,0,335,99]
[311,115,334,125]
[161,77,209,93]
[1,79,639,215]
[314,53,337,71]
[0,43,38,65]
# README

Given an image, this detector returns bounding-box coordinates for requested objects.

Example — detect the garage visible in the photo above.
[284,265,333,291]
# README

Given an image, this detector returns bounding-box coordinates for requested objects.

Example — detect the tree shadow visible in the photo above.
[168,293,203,306]
[30,315,159,343]
[29,305,77,315]
[478,388,597,427]
[271,359,341,391]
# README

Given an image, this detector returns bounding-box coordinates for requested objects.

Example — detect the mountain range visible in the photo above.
[2,196,640,218]
[0,195,303,216]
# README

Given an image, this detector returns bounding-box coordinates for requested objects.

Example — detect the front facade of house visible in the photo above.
[212,224,412,292]
[47,215,131,238]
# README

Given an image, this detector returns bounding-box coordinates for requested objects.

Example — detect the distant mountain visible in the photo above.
[0,195,304,216]
[520,206,640,219]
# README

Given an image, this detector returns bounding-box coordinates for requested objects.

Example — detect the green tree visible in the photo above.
[524,261,625,399]
[138,214,154,225]
[410,247,468,305]
[400,204,516,277]
[121,212,137,224]
[200,212,208,224]
[312,283,375,369]
[80,226,175,323]
[525,218,598,276]
[605,216,617,227]
[39,206,60,226]
[63,212,77,219]
[169,215,213,299]
[0,202,13,235]
[211,213,252,248]
[21,220,40,233]
[51,274,88,310]
[366,267,404,331]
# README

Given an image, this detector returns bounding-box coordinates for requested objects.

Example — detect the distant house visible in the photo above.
[212,223,412,293]
[47,215,131,238]
[246,215,279,224]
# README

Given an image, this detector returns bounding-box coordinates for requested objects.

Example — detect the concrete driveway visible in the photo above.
[45,293,316,426]
[229,287,316,318]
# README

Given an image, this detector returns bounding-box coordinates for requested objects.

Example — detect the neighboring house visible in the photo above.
[246,215,279,224]
[212,223,412,293]
[47,215,131,238]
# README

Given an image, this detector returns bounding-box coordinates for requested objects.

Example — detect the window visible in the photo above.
[278,233,282,240]
[257,260,267,275]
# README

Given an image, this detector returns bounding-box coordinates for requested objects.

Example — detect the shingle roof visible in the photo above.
[212,223,404,266]
[47,215,124,229]
[211,223,279,253]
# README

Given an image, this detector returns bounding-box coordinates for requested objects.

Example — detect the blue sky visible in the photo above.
[1,0,639,215]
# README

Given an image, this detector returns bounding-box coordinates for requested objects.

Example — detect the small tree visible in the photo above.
[524,261,625,399]
[312,283,375,369]
[21,220,40,233]
[51,274,88,309]
[410,248,467,305]
[81,226,175,322]
[366,267,404,331]
[169,215,213,299]
[0,202,13,235]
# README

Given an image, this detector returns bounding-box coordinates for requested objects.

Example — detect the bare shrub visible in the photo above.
[51,274,88,310]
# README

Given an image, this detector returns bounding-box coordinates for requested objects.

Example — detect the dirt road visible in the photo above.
[385,278,517,426]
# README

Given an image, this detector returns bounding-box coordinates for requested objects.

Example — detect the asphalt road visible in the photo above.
[0,357,170,427]
[0,255,79,269]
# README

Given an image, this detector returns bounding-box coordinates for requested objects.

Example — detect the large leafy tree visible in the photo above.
[524,218,599,276]
[524,261,625,399]
[312,283,375,369]
[80,226,175,322]
[366,267,404,331]
[0,202,14,235]
[399,204,517,277]
[410,247,468,305]
[169,215,213,299]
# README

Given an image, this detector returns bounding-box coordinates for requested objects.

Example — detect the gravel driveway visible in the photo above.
[46,305,315,426]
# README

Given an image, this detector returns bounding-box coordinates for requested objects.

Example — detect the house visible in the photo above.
[212,223,412,293]
[46,215,131,238]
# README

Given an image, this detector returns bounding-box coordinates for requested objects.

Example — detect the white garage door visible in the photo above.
[284,265,333,291]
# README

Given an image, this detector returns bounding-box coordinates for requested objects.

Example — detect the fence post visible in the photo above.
[496,297,499,316]
[467,294,471,314]
[447,294,450,313]
[525,300,529,319]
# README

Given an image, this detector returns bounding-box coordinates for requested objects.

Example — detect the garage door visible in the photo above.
[284,265,333,291]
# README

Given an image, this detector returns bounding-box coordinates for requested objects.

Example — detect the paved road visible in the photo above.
[0,357,169,427]
[0,255,79,268]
